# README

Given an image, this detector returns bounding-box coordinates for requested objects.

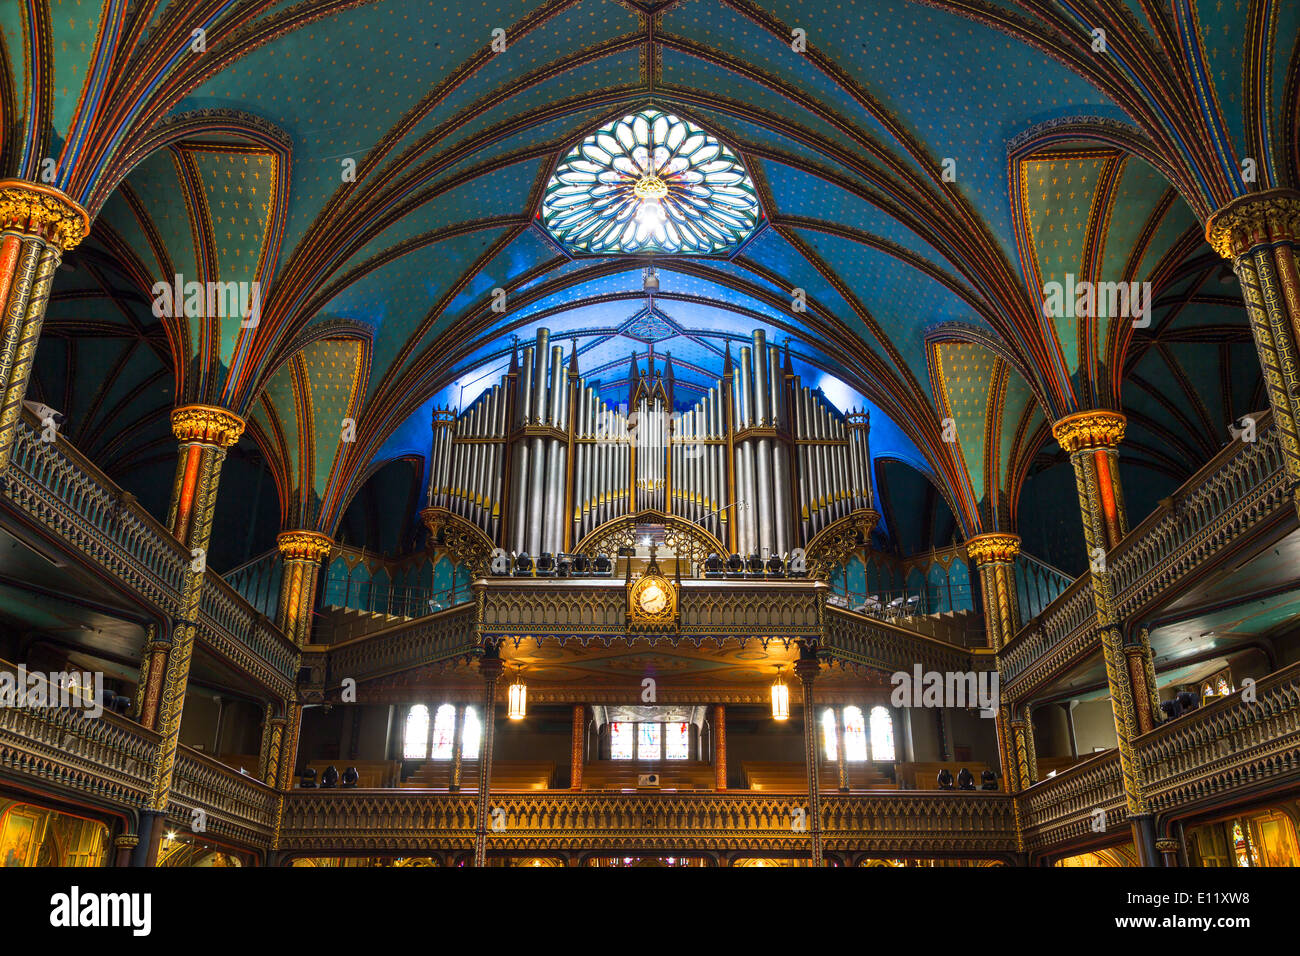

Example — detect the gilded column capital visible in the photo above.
[276,530,333,562]
[0,179,90,251]
[1205,188,1300,259]
[966,532,1020,565]
[171,404,245,446]
[1051,410,1126,454]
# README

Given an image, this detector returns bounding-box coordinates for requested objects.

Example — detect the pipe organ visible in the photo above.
[425,328,876,564]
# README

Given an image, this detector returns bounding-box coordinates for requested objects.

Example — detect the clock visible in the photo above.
[627,550,677,628]
[637,580,669,615]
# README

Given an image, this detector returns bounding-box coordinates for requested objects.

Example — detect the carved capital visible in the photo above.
[277,530,333,562]
[171,404,245,446]
[1205,188,1300,259]
[965,532,1020,566]
[0,179,90,251]
[1051,410,1126,454]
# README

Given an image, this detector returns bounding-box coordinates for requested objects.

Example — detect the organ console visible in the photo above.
[423,327,878,575]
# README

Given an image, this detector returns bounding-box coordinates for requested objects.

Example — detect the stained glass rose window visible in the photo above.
[542,108,761,255]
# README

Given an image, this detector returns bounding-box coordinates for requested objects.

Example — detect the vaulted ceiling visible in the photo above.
[3,0,1291,569]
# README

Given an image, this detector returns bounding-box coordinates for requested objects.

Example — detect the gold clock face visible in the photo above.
[638,580,669,615]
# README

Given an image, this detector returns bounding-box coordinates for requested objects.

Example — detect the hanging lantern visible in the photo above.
[771,667,790,721]
[507,667,527,720]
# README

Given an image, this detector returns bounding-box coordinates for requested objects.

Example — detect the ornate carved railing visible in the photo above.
[1017,750,1126,852]
[1003,413,1287,693]
[326,603,479,687]
[167,747,277,847]
[0,659,157,810]
[2,412,297,695]
[277,790,1017,855]
[822,606,980,676]
[1137,661,1300,813]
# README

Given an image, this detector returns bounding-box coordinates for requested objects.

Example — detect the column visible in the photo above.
[473,647,503,867]
[134,626,168,730]
[713,704,727,791]
[966,533,1021,650]
[449,706,465,792]
[1051,410,1158,864]
[833,708,849,792]
[0,180,89,475]
[1206,189,1300,520]
[794,644,823,867]
[570,704,585,790]
[275,531,332,645]
[260,710,287,786]
[139,404,244,864]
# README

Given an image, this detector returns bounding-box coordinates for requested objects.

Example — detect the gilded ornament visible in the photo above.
[0,179,90,251]
[1051,410,1126,454]
[277,530,333,561]
[965,532,1021,565]
[1205,189,1300,260]
[171,404,246,446]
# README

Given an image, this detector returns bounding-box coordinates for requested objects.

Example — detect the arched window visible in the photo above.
[665,722,689,760]
[843,706,867,761]
[610,721,634,760]
[403,705,430,759]
[431,704,456,759]
[462,706,481,759]
[870,706,895,761]
[821,709,838,761]
[638,722,662,760]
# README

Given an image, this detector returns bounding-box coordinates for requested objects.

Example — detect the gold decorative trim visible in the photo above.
[1205,188,1300,259]
[0,179,90,250]
[1051,410,1126,454]
[965,532,1020,565]
[420,506,495,574]
[804,509,879,579]
[277,530,333,561]
[171,404,246,446]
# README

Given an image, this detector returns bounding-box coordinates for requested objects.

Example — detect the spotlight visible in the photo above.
[936,769,955,790]
[555,553,572,577]
[593,554,612,575]
[1176,690,1199,712]
[341,767,359,788]
[536,552,556,576]
[725,553,744,575]
[980,770,998,791]
[514,553,534,576]
[571,553,591,575]
[746,552,764,574]
[765,553,785,576]
[956,768,975,791]
[704,553,724,577]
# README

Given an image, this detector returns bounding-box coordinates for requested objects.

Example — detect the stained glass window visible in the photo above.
[843,706,867,761]
[870,706,895,761]
[610,721,634,760]
[541,107,761,255]
[665,722,689,759]
[462,706,481,760]
[403,705,429,759]
[638,722,662,760]
[821,709,838,761]
[431,703,456,759]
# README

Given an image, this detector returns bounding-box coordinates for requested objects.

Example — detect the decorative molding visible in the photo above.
[1051,410,1126,454]
[276,530,333,562]
[966,532,1020,566]
[1205,188,1300,260]
[171,405,246,447]
[0,179,90,250]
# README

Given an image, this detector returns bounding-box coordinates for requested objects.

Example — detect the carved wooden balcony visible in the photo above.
[2,411,298,697]
[1002,411,1288,695]
[1017,750,1126,853]
[1137,661,1300,813]
[277,789,1018,856]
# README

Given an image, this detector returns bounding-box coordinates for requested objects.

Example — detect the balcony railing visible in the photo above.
[1002,413,1287,692]
[277,789,1018,856]
[3,412,297,696]
[168,747,277,847]
[1137,661,1300,813]
[1017,749,1126,852]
